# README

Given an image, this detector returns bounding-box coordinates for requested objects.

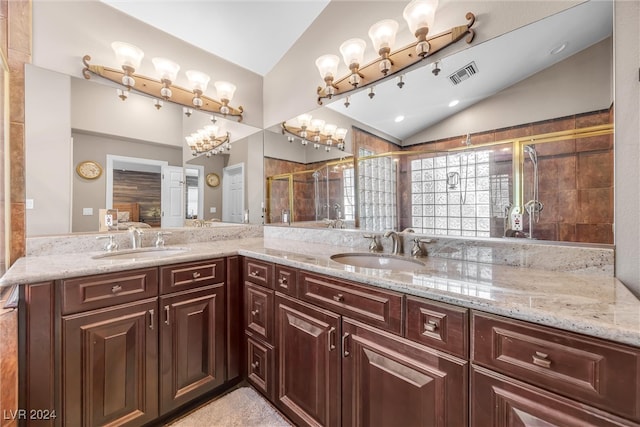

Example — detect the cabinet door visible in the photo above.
[471,365,638,427]
[159,284,226,414]
[275,293,341,427]
[62,298,158,427]
[342,318,468,427]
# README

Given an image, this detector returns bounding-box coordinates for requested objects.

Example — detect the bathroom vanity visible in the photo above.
[2,227,639,426]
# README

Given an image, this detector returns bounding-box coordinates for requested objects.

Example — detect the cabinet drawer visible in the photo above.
[472,311,640,421]
[160,259,225,294]
[298,271,403,334]
[244,282,274,344]
[246,333,275,401]
[406,296,469,359]
[471,365,638,427]
[60,268,158,315]
[244,258,273,289]
[275,265,297,297]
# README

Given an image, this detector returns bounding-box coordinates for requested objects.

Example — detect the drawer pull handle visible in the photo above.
[333,294,345,302]
[250,271,260,277]
[251,309,260,316]
[424,320,438,333]
[149,309,154,330]
[278,277,288,286]
[111,284,123,293]
[532,351,552,368]
[192,271,201,279]
[342,333,350,357]
[328,327,336,351]
[164,305,170,325]
[251,361,260,370]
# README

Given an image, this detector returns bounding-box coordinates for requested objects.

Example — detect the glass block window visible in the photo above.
[343,167,355,220]
[358,148,397,231]
[410,150,497,237]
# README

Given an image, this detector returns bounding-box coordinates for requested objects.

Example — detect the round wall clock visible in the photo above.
[76,160,103,179]
[206,172,220,188]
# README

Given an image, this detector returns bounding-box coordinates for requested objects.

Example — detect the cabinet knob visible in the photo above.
[192,271,201,279]
[424,319,438,333]
[333,294,345,302]
[278,277,288,286]
[250,271,260,277]
[251,309,260,316]
[111,284,123,293]
[532,351,552,368]
[251,361,260,370]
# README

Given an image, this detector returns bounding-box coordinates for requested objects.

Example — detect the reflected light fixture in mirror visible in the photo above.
[316,0,475,106]
[82,42,245,120]
[282,114,348,151]
[186,123,231,157]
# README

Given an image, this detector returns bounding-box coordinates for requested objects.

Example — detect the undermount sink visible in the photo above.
[330,252,425,270]
[92,247,189,260]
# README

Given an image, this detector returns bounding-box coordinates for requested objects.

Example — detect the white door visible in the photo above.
[223,163,244,223]
[161,166,185,227]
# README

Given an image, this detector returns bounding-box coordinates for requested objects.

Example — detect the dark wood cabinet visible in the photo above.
[275,293,341,427]
[159,284,226,414]
[471,365,638,427]
[342,318,468,427]
[62,298,159,427]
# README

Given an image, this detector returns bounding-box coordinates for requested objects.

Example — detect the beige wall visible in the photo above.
[185,154,225,221]
[614,1,640,295]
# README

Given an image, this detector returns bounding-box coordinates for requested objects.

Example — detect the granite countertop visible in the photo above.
[2,237,639,348]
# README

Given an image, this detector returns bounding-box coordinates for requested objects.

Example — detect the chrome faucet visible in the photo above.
[128,226,144,249]
[155,231,171,248]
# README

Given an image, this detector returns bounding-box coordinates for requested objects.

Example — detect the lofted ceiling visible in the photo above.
[99,0,612,142]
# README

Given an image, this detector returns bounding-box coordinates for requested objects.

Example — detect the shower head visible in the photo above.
[524,145,537,165]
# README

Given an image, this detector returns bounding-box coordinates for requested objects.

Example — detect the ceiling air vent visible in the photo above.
[448,61,478,85]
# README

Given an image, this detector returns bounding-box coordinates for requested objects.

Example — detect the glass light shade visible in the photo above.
[185,70,211,93]
[214,81,236,101]
[368,19,399,52]
[152,57,180,82]
[315,54,340,80]
[311,119,325,132]
[111,41,144,70]
[323,123,337,136]
[297,114,312,128]
[403,0,439,35]
[339,38,366,68]
[335,128,348,140]
[205,124,219,137]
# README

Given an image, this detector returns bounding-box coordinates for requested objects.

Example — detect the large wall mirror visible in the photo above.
[25,66,264,236]
[265,0,614,245]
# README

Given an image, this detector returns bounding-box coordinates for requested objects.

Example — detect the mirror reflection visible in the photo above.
[26,66,263,236]
[265,1,614,245]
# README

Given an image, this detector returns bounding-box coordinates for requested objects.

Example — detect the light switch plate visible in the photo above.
[83,207,93,216]
[210,207,216,213]
[26,199,34,210]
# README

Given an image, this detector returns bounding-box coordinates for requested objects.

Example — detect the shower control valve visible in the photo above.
[363,234,383,253]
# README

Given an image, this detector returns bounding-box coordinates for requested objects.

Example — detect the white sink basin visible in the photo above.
[331,253,425,270]
[92,247,189,260]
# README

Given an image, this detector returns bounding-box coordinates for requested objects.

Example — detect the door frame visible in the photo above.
[223,162,244,223]
[105,154,168,208]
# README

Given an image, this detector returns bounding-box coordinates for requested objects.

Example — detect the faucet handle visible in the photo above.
[155,231,172,248]
[96,234,118,252]
[363,234,383,253]
[411,237,434,258]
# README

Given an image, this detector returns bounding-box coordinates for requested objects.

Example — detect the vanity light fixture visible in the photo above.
[185,123,231,157]
[82,42,244,121]
[281,114,348,151]
[316,0,475,105]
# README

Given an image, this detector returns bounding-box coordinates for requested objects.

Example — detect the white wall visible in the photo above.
[25,65,72,236]
[614,1,640,296]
